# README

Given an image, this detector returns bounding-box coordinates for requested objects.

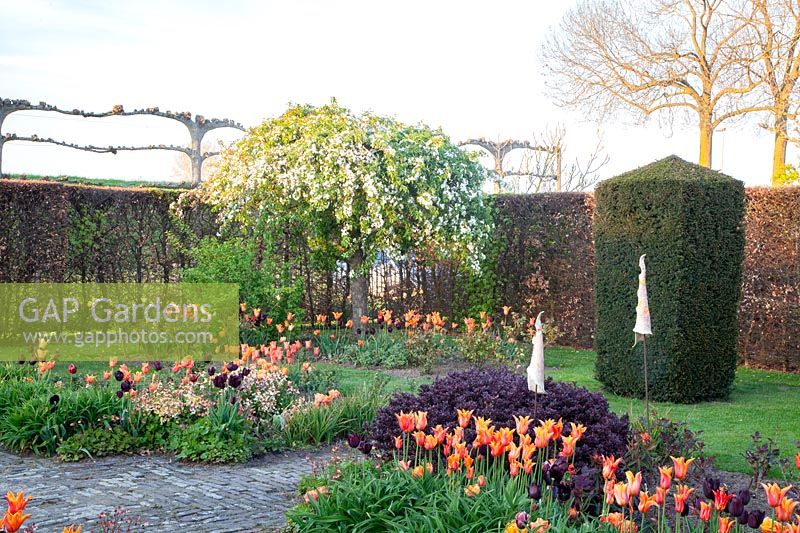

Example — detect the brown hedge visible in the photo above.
[0,179,797,371]
[0,179,214,284]
[739,187,800,371]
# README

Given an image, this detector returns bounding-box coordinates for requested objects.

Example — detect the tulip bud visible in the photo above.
[114,370,124,381]
[226,362,238,372]
[728,497,744,517]
[515,512,529,528]
[737,510,749,525]
[68,363,77,375]
[207,365,216,376]
[747,509,765,529]
[120,380,132,392]
[737,489,751,506]
[528,482,542,501]
[347,434,361,448]
[49,394,60,405]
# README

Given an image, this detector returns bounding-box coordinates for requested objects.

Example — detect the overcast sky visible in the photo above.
[0,0,788,186]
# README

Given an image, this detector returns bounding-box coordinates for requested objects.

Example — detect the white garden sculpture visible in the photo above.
[527,311,546,394]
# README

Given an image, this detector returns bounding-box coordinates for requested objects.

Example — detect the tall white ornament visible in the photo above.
[633,254,652,346]
[527,311,546,394]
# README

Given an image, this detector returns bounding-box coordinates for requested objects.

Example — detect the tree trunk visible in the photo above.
[772,116,788,185]
[698,118,713,168]
[348,250,368,331]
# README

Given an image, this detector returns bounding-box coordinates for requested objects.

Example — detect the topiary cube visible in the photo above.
[594,155,745,403]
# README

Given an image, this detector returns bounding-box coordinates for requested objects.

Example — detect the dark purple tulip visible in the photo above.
[212,373,227,389]
[114,370,124,381]
[737,510,749,525]
[515,512,529,528]
[228,373,243,389]
[229,396,237,405]
[226,362,238,372]
[120,380,132,392]
[528,482,542,500]
[357,441,372,454]
[241,367,251,377]
[17,360,25,365]
[748,510,765,529]
[738,489,751,505]
[116,390,124,398]
[347,434,361,448]
[152,361,163,371]
[49,394,60,405]
[703,477,720,499]
[729,497,744,517]
[189,373,198,383]
[207,365,216,376]
[387,326,393,333]
[356,328,362,335]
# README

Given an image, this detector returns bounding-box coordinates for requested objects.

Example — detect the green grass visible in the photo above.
[4,173,188,189]
[545,348,800,473]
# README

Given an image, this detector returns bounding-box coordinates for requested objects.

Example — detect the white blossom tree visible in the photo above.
[198,102,490,324]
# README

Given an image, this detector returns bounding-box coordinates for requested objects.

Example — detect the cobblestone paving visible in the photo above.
[1,447,342,532]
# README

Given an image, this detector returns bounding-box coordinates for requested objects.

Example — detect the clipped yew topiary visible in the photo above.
[594,156,745,403]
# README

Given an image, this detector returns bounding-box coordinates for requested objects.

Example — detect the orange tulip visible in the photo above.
[795,451,800,471]
[432,424,447,444]
[600,512,637,533]
[699,501,712,521]
[533,425,551,449]
[425,462,433,475]
[673,485,694,515]
[5,492,31,514]
[414,411,428,432]
[602,455,623,480]
[658,466,673,490]
[550,418,564,440]
[423,434,437,451]
[457,409,473,429]
[654,486,667,505]
[762,483,793,508]
[497,427,514,447]
[489,439,506,457]
[3,511,31,533]
[447,454,461,473]
[569,422,586,441]
[397,460,411,471]
[464,483,481,497]
[394,436,403,450]
[560,435,578,458]
[63,527,82,533]
[718,517,735,533]
[613,482,630,506]
[625,471,642,497]
[638,491,658,514]
[514,415,532,436]
[395,411,415,433]
[84,374,96,385]
[671,456,696,480]
[413,431,426,448]
[412,465,424,478]
[774,497,799,522]
[477,474,486,487]
[713,488,734,511]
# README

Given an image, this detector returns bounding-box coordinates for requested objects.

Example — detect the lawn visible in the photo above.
[11,347,799,474]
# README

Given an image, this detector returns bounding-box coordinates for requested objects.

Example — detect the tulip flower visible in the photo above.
[509,460,522,477]
[761,483,793,508]
[478,475,486,487]
[638,491,658,514]
[673,485,695,515]
[395,412,415,433]
[63,527,82,533]
[514,415,532,436]
[423,434,437,451]
[713,488,734,511]
[533,425,551,449]
[550,418,564,440]
[613,482,630,506]
[412,465,424,478]
[447,454,461,473]
[774,497,798,522]
[558,435,577,458]
[569,422,586,441]
[414,411,428,432]
[658,466,673,490]
[5,492,31,514]
[718,517,735,533]
[397,460,411,471]
[457,409,473,429]
[84,374,96,385]
[3,511,31,533]
[699,501,712,522]
[625,471,642,497]
[497,427,514,447]
[413,431,426,448]
[655,486,667,505]
[602,455,623,480]
[464,483,480,497]
[795,451,800,471]
[671,456,696,480]
[394,436,403,449]
[489,440,506,458]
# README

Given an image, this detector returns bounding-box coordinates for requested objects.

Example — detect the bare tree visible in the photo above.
[746,0,800,183]
[514,126,609,193]
[541,0,764,168]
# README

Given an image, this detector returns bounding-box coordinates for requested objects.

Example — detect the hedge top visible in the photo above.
[602,155,739,186]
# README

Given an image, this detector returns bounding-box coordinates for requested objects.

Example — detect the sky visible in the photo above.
[0,0,789,187]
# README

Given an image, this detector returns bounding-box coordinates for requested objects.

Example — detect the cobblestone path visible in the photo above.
[1,447,341,532]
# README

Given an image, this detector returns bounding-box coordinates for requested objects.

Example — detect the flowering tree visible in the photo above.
[199,102,490,323]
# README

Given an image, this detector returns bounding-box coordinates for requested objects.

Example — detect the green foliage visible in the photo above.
[282,379,389,447]
[337,332,409,368]
[287,461,609,533]
[594,156,745,403]
[181,236,304,322]
[170,394,255,463]
[56,426,140,461]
